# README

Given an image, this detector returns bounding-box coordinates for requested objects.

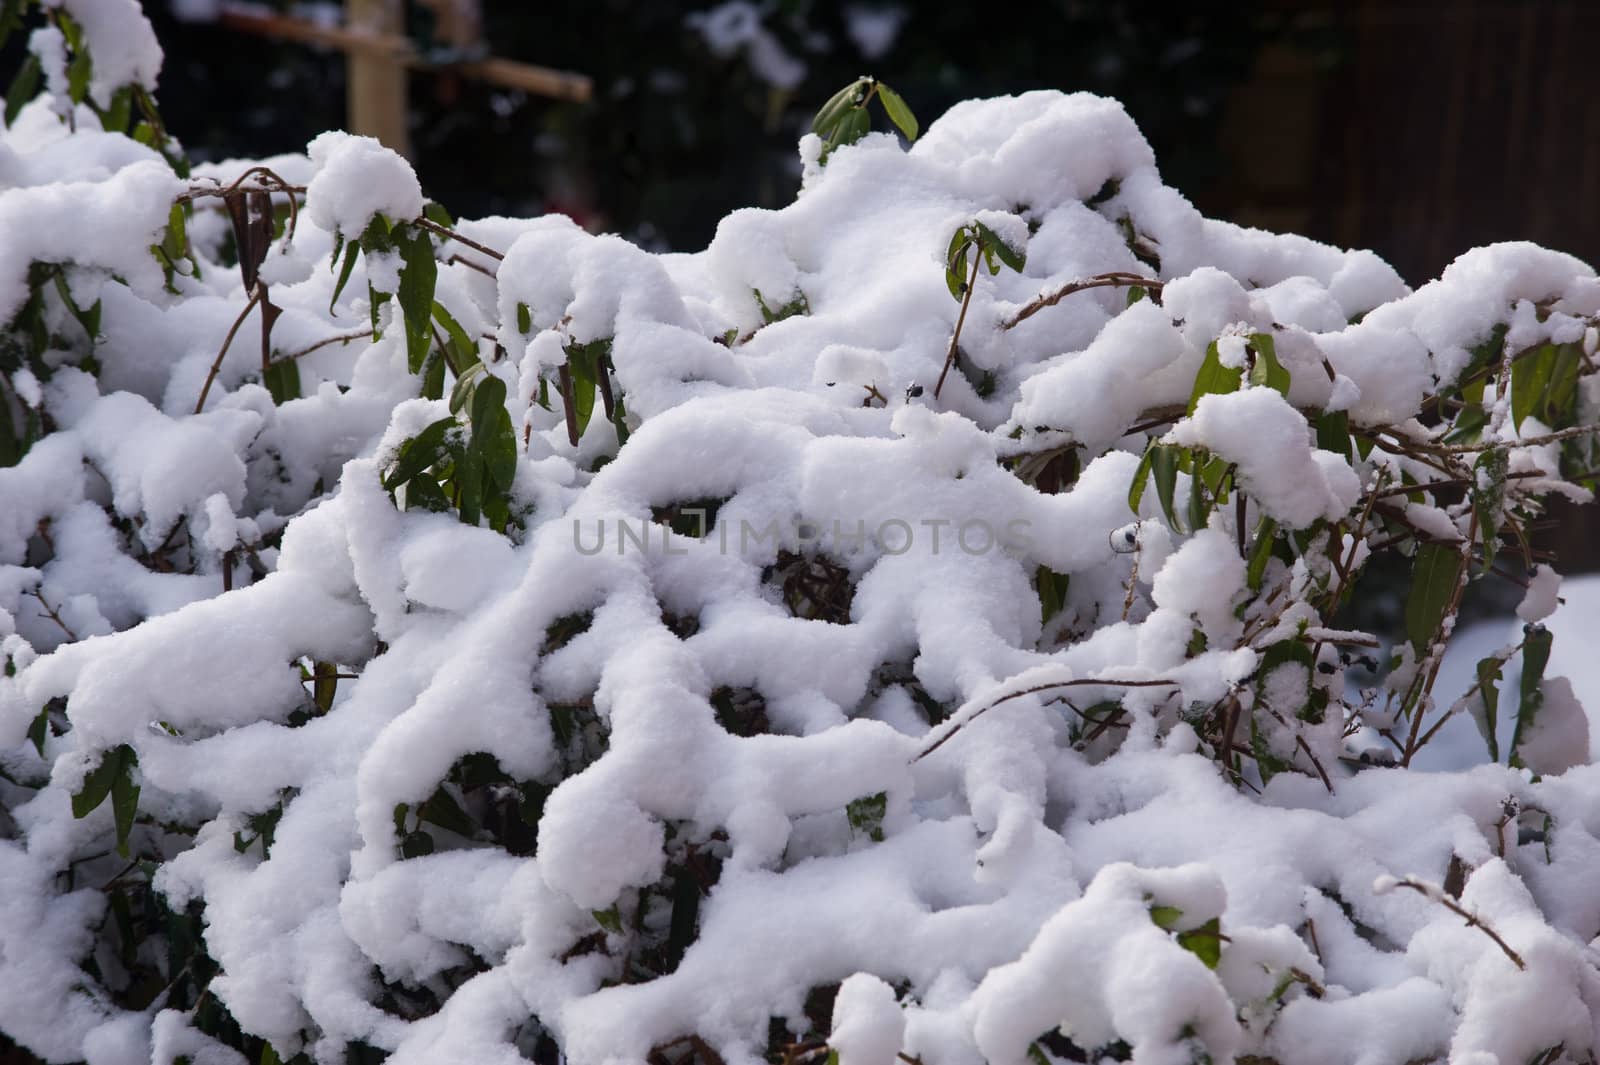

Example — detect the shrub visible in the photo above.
[4,4,1600,1065]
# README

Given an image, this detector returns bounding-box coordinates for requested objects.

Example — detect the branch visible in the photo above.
[414,217,505,261]
[1003,272,1164,329]
[276,328,374,362]
[914,676,1180,762]
[195,288,263,414]
[1375,875,1525,970]
[933,247,982,400]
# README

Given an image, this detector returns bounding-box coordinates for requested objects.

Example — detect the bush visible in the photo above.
[5,4,1600,1065]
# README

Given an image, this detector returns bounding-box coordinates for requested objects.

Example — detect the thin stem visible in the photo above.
[276,327,373,363]
[1384,876,1525,970]
[195,288,262,413]
[414,217,505,261]
[1004,272,1164,329]
[933,248,983,399]
[914,677,1180,762]
[27,588,79,641]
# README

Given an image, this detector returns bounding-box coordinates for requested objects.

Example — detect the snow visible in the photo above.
[4,27,1600,1065]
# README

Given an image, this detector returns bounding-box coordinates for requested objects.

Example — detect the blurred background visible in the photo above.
[44,0,1600,574]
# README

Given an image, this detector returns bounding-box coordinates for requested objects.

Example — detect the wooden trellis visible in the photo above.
[216,0,592,158]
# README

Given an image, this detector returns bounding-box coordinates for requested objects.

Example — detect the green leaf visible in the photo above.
[1511,343,1556,431]
[162,201,189,262]
[1186,341,1242,415]
[432,300,480,373]
[110,747,139,858]
[71,748,119,819]
[592,905,623,934]
[419,348,445,401]
[65,47,91,105]
[1315,409,1351,461]
[1036,566,1069,626]
[826,106,871,156]
[1126,285,1146,307]
[1405,542,1460,653]
[1474,655,1504,762]
[423,201,454,228]
[404,471,451,513]
[400,830,434,858]
[812,78,867,136]
[1176,917,1223,969]
[396,225,438,374]
[566,343,599,440]
[382,417,455,491]
[329,239,360,314]
[875,83,919,141]
[4,52,39,126]
[846,791,887,842]
[1247,333,1290,396]
[0,0,26,53]
[1129,441,1157,513]
[1152,445,1181,531]
[1246,517,1278,591]
[1511,625,1553,768]
[1472,447,1508,570]
[419,785,476,838]
[470,374,518,492]
[312,661,338,714]
[516,302,532,334]
[1149,905,1183,930]
[262,358,301,405]
[1544,342,1582,427]
[27,705,48,756]
[100,86,132,134]
[449,361,488,415]
[975,221,1026,273]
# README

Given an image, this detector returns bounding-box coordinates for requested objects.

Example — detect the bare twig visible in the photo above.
[1004,272,1164,329]
[26,588,79,641]
[414,216,505,261]
[933,248,983,400]
[914,676,1180,762]
[1379,875,1525,970]
[195,288,263,413]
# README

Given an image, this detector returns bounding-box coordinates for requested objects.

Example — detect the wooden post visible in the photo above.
[345,0,410,156]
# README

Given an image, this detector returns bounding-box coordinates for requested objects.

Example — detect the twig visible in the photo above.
[195,288,262,413]
[933,247,983,399]
[414,217,504,261]
[274,328,376,363]
[1434,423,1600,453]
[914,677,1180,762]
[447,253,497,278]
[1004,272,1164,329]
[1378,875,1525,970]
[26,588,79,641]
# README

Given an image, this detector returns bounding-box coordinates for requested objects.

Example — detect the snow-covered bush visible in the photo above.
[7,4,1600,1064]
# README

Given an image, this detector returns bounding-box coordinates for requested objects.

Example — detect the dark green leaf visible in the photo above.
[875,83,918,141]
[0,0,26,53]
[1405,542,1460,653]
[1153,445,1180,531]
[110,747,139,857]
[382,417,455,491]
[262,358,301,405]
[329,240,360,314]
[3,52,39,126]
[846,791,887,842]
[100,86,132,133]
[1472,447,1508,571]
[419,348,445,401]
[27,705,48,756]
[423,201,454,228]
[1247,333,1290,395]
[1315,409,1351,461]
[1474,655,1503,762]
[1511,625,1553,768]
[1187,341,1242,415]
[419,785,476,838]
[400,830,434,858]
[516,302,532,334]
[1129,441,1157,513]
[1511,344,1556,431]
[72,748,119,819]
[65,48,91,105]
[449,361,487,415]
[1247,517,1278,591]
[471,374,518,492]
[396,225,438,374]
[432,300,479,373]
[592,905,623,934]
[827,106,871,155]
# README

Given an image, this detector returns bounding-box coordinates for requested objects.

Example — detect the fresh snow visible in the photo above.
[2,21,1600,1065]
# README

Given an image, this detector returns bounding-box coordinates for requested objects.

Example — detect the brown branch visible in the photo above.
[933,248,982,400]
[26,588,79,641]
[276,328,375,363]
[1382,876,1525,970]
[446,253,497,278]
[414,217,505,261]
[195,288,263,413]
[914,676,1180,762]
[1003,272,1164,329]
